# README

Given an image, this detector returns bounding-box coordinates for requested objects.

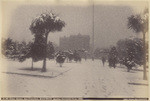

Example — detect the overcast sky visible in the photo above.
[2,0,148,49]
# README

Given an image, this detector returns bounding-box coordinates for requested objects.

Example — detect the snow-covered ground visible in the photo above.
[0,58,149,97]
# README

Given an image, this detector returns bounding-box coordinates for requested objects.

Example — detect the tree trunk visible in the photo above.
[42,34,48,72]
[31,58,33,70]
[143,33,147,80]
[42,58,46,72]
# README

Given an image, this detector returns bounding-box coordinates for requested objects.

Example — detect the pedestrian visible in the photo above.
[108,46,118,68]
[101,57,106,66]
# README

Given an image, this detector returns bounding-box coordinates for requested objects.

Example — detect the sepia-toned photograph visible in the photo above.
[0,0,149,100]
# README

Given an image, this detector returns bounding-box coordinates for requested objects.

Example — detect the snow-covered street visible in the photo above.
[1,59,148,97]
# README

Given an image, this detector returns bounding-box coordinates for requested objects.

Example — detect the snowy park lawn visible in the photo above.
[0,58,149,97]
[2,58,73,78]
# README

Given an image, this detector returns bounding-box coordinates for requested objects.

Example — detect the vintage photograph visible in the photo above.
[0,0,149,100]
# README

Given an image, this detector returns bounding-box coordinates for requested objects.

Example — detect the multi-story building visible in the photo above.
[59,34,90,51]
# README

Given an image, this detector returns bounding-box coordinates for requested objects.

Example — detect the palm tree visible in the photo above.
[30,12,65,72]
[128,8,148,80]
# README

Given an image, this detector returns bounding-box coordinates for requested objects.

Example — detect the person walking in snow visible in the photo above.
[101,57,106,66]
[108,46,118,68]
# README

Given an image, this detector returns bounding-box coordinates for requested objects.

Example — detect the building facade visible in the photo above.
[59,34,90,51]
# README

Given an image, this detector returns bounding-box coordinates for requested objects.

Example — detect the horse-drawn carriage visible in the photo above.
[55,50,82,67]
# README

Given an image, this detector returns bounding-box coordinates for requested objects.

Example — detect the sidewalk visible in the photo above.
[1,58,73,79]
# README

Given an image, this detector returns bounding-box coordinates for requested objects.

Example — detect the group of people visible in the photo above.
[55,47,118,68]
[101,47,118,68]
[101,56,117,68]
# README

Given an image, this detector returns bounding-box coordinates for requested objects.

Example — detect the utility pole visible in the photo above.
[92,0,95,61]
